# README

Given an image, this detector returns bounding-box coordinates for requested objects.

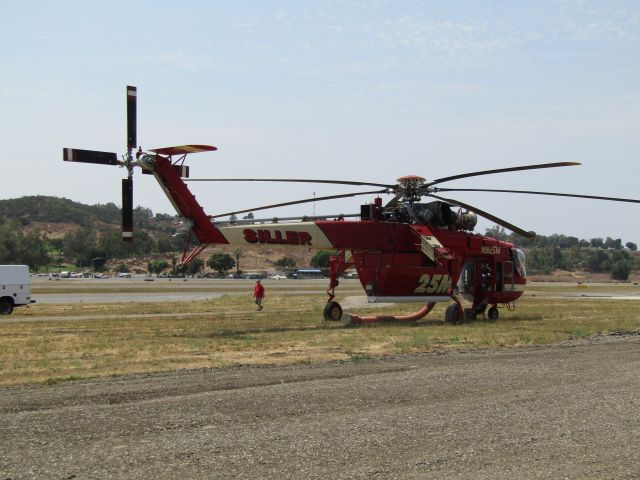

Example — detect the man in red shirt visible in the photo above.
[253,280,265,311]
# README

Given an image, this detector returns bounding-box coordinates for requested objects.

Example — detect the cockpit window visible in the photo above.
[512,248,526,278]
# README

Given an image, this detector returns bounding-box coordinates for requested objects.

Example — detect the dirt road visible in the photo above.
[2,336,640,479]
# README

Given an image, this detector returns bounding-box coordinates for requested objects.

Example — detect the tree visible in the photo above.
[611,261,632,281]
[90,256,107,271]
[114,263,129,273]
[0,222,50,270]
[207,253,236,276]
[170,255,178,276]
[129,231,155,256]
[625,242,638,251]
[585,249,610,273]
[0,222,20,264]
[275,256,296,268]
[62,227,97,263]
[148,259,169,275]
[156,237,175,254]
[526,247,554,274]
[604,237,622,250]
[48,238,64,252]
[19,230,50,271]
[97,228,128,259]
[234,248,243,276]
[310,250,334,268]
[484,226,508,241]
[185,258,204,276]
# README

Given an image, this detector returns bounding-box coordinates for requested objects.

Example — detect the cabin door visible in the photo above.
[499,261,514,292]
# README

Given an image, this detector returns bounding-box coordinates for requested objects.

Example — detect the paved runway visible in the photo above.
[29,277,366,305]
[33,292,230,304]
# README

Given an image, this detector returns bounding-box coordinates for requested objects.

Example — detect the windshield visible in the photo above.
[512,248,526,278]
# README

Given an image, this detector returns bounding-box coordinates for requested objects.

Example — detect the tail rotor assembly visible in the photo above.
[63,86,217,242]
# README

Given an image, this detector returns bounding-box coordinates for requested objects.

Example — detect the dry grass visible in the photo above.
[2,283,640,385]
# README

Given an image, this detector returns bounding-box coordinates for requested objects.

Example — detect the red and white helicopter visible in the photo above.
[63,86,640,325]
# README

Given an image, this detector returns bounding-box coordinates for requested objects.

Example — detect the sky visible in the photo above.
[1,0,639,243]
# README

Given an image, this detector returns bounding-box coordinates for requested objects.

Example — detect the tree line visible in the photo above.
[1,193,638,280]
[485,227,639,280]
[0,220,185,271]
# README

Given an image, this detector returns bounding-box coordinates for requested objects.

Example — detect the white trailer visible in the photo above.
[0,265,35,314]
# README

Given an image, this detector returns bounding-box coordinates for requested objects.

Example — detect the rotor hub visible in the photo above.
[396,175,426,185]
[396,175,427,203]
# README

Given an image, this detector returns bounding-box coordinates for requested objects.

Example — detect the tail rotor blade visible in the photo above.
[127,86,137,150]
[122,178,133,242]
[63,148,119,166]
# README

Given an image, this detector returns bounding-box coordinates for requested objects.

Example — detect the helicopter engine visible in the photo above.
[452,209,477,231]
[384,201,477,232]
[411,202,451,226]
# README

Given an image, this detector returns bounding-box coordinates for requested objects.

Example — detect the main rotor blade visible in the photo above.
[122,178,133,242]
[63,148,120,166]
[210,188,388,219]
[434,187,640,204]
[427,162,581,186]
[186,178,393,188]
[429,193,536,239]
[127,86,137,150]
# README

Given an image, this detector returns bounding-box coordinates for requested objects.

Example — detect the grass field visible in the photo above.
[1,280,640,385]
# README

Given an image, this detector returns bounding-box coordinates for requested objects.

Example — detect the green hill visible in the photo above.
[0,195,175,231]
[0,196,184,271]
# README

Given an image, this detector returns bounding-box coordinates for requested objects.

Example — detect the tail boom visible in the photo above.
[152,155,228,245]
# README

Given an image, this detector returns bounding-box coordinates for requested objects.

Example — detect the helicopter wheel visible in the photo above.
[323,301,343,322]
[464,308,477,322]
[487,306,499,321]
[445,303,462,325]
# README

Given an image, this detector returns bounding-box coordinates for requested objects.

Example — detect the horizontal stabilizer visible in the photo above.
[149,145,217,156]
[63,148,119,166]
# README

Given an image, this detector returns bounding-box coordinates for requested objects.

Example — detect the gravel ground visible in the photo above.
[2,335,640,479]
